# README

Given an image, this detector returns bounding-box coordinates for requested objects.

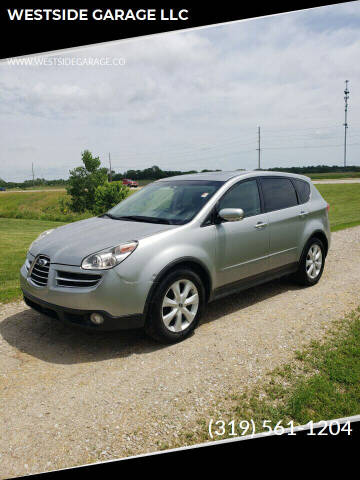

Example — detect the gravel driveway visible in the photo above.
[1,226,360,478]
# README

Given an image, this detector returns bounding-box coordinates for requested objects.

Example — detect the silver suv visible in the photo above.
[20,171,330,343]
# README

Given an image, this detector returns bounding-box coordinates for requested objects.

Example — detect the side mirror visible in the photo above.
[218,208,244,222]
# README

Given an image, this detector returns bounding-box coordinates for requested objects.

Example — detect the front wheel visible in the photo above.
[145,268,205,344]
[293,238,325,286]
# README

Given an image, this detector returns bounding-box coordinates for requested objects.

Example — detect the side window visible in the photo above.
[218,180,261,218]
[260,177,298,212]
[292,179,310,204]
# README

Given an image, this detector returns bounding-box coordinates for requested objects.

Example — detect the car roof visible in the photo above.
[157,170,310,182]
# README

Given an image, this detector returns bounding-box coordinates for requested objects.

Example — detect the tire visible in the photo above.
[293,238,325,286]
[145,268,205,344]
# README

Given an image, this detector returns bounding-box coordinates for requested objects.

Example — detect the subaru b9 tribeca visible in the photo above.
[21,171,331,343]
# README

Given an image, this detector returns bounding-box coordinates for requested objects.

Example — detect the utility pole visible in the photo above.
[344,80,349,168]
[31,162,35,183]
[108,153,112,182]
[257,126,261,170]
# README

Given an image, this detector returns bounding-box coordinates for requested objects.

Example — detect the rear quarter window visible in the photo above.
[292,179,311,204]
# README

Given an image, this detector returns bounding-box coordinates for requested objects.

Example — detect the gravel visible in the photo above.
[1,226,360,478]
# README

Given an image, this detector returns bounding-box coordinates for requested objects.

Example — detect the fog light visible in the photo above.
[90,313,104,325]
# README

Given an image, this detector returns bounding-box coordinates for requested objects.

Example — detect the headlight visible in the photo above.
[29,229,54,251]
[81,241,138,270]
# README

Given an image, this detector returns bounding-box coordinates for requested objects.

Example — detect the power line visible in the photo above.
[100,123,360,162]
[103,129,359,165]
[262,142,360,151]
[52,135,360,173]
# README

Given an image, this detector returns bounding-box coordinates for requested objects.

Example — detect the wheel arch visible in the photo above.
[306,230,329,257]
[143,257,212,317]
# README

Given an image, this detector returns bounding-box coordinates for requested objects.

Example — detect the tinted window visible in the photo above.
[218,180,261,218]
[293,179,310,204]
[260,177,298,212]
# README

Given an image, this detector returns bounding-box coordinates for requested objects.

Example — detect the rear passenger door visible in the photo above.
[259,177,300,270]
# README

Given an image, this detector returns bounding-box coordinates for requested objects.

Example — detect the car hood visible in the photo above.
[29,216,177,266]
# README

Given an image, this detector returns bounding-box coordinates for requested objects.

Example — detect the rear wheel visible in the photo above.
[145,268,205,344]
[293,238,325,286]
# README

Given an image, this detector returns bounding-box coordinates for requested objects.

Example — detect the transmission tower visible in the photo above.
[344,80,349,168]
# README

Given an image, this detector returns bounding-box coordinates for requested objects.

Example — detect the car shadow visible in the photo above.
[0,277,302,365]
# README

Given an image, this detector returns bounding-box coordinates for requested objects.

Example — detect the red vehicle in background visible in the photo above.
[122,178,139,188]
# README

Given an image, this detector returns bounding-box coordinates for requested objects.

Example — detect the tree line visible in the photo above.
[112,165,222,181]
[0,177,67,189]
[1,164,360,189]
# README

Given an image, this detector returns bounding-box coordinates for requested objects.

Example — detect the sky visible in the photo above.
[1,2,360,181]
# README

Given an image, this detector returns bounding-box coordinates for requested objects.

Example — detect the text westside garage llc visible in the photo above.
[7,8,190,22]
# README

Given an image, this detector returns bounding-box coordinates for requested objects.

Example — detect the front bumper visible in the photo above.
[20,253,149,330]
[23,291,144,331]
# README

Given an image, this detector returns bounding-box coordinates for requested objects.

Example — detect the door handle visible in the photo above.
[299,211,309,218]
[255,222,267,229]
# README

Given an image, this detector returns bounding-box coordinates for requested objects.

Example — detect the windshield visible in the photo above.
[107,180,224,225]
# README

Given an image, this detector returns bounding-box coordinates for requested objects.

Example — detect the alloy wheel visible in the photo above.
[161,279,199,332]
[306,243,323,280]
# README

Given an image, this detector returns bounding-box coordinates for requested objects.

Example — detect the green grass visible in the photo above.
[0,188,136,222]
[136,179,154,186]
[6,185,67,191]
[317,184,360,231]
[308,172,360,180]
[0,191,90,222]
[0,218,66,303]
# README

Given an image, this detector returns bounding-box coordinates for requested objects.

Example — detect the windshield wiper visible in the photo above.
[99,213,119,219]
[116,215,172,224]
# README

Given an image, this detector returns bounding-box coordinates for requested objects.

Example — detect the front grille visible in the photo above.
[30,255,50,287]
[56,270,102,288]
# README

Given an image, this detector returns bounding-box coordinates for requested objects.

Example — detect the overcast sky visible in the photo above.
[1,2,360,181]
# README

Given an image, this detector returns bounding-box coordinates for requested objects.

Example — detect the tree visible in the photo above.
[66,150,108,212]
[93,182,130,215]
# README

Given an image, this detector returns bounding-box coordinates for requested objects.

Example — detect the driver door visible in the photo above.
[215,179,270,288]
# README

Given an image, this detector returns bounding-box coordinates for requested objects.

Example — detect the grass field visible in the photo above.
[317,184,360,231]
[0,191,90,222]
[6,185,67,191]
[0,184,359,304]
[307,171,360,180]
[136,179,154,186]
[0,218,66,303]
[0,188,138,222]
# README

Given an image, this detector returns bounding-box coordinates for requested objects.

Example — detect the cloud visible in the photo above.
[1,2,360,181]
